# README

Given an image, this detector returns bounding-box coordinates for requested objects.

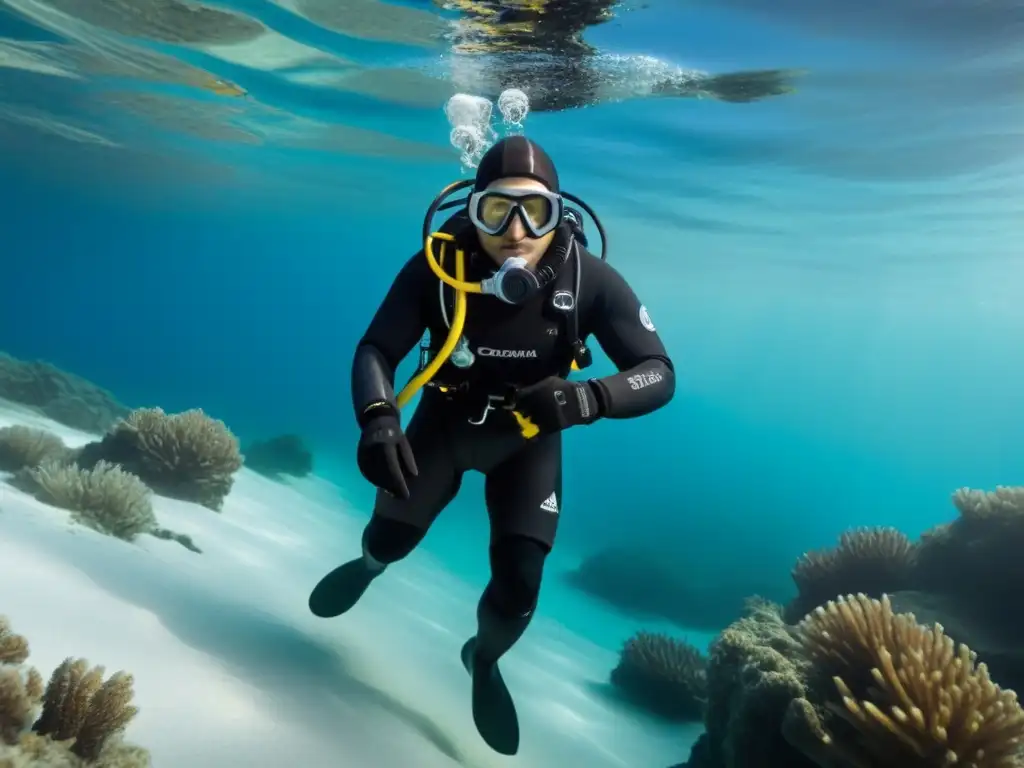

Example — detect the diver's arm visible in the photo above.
[585,260,675,419]
[351,253,430,427]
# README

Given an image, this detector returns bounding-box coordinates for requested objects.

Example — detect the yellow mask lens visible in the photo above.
[520,195,552,226]
[479,196,515,228]
[478,193,552,231]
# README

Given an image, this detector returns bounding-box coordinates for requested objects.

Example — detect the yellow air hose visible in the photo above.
[396,232,539,439]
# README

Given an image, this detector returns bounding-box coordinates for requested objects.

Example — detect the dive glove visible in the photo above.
[357,411,418,500]
[514,376,600,435]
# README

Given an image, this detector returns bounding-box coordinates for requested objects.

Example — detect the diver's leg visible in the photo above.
[461,432,562,755]
[309,405,462,618]
[309,516,435,618]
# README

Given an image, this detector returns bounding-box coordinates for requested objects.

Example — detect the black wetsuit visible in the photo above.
[352,236,675,552]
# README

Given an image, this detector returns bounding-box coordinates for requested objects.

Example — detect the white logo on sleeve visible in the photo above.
[639,305,655,332]
[540,492,559,514]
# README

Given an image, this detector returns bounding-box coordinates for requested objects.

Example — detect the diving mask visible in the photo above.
[468,186,564,238]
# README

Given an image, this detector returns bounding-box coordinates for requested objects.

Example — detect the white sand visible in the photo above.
[0,403,700,767]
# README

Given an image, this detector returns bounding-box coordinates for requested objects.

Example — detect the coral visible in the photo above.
[916,485,1024,603]
[0,426,69,472]
[787,593,1024,768]
[565,546,785,631]
[243,434,313,479]
[952,486,1024,520]
[0,619,30,666]
[76,407,242,512]
[886,590,1024,701]
[34,659,139,761]
[696,598,816,768]
[14,460,157,541]
[682,484,1024,768]
[0,352,130,434]
[785,527,919,623]
[610,631,707,721]
[0,616,149,766]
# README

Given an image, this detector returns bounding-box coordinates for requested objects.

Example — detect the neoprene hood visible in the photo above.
[474,136,560,193]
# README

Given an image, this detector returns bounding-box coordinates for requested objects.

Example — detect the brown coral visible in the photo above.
[0,618,29,666]
[916,485,1024,601]
[952,486,1024,521]
[0,615,149,766]
[790,593,1024,767]
[15,460,157,541]
[786,527,919,623]
[0,425,69,472]
[76,407,242,511]
[34,659,139,761]
[610,631,707,721]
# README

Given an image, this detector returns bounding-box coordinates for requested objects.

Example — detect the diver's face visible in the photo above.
[476,177,557,267]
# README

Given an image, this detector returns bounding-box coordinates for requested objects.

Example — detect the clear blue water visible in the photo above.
[1,0,1023,762]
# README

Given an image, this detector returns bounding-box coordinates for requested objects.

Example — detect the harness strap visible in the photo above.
[553,247,581,379]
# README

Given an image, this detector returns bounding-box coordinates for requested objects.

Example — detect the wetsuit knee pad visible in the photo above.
[363,516,425,564]
[486,536,549,617]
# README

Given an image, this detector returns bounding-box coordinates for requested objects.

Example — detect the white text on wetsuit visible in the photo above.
[627,370,663,390]
[478,347,538,359]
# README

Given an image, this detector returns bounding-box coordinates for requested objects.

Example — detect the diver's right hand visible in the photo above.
[357,413,418,500]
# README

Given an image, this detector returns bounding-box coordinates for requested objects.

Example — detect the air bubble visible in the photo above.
[445,93,497,169]
[445,93,492,130]
[450,124,487,169]
[497,88,529,129]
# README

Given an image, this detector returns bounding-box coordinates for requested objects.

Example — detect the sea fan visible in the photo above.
[610,631,707,721]
[787,527,918,622]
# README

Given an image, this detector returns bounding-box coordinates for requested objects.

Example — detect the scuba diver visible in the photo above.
[308,135,675,756]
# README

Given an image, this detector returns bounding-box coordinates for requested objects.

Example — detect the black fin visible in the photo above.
[461,638,520,755]
[308,559,378,618]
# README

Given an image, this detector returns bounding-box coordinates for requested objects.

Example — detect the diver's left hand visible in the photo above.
[514,376,600,435]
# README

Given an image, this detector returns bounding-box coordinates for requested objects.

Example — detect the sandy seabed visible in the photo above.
[0,403,702,768]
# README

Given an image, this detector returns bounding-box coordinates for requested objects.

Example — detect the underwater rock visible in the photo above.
[691,598,814,768]
[243,433,313,479]
[565,545,784,632]
[0,351,130,434]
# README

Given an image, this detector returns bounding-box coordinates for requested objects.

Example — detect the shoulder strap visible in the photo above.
[552,240,589,378]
